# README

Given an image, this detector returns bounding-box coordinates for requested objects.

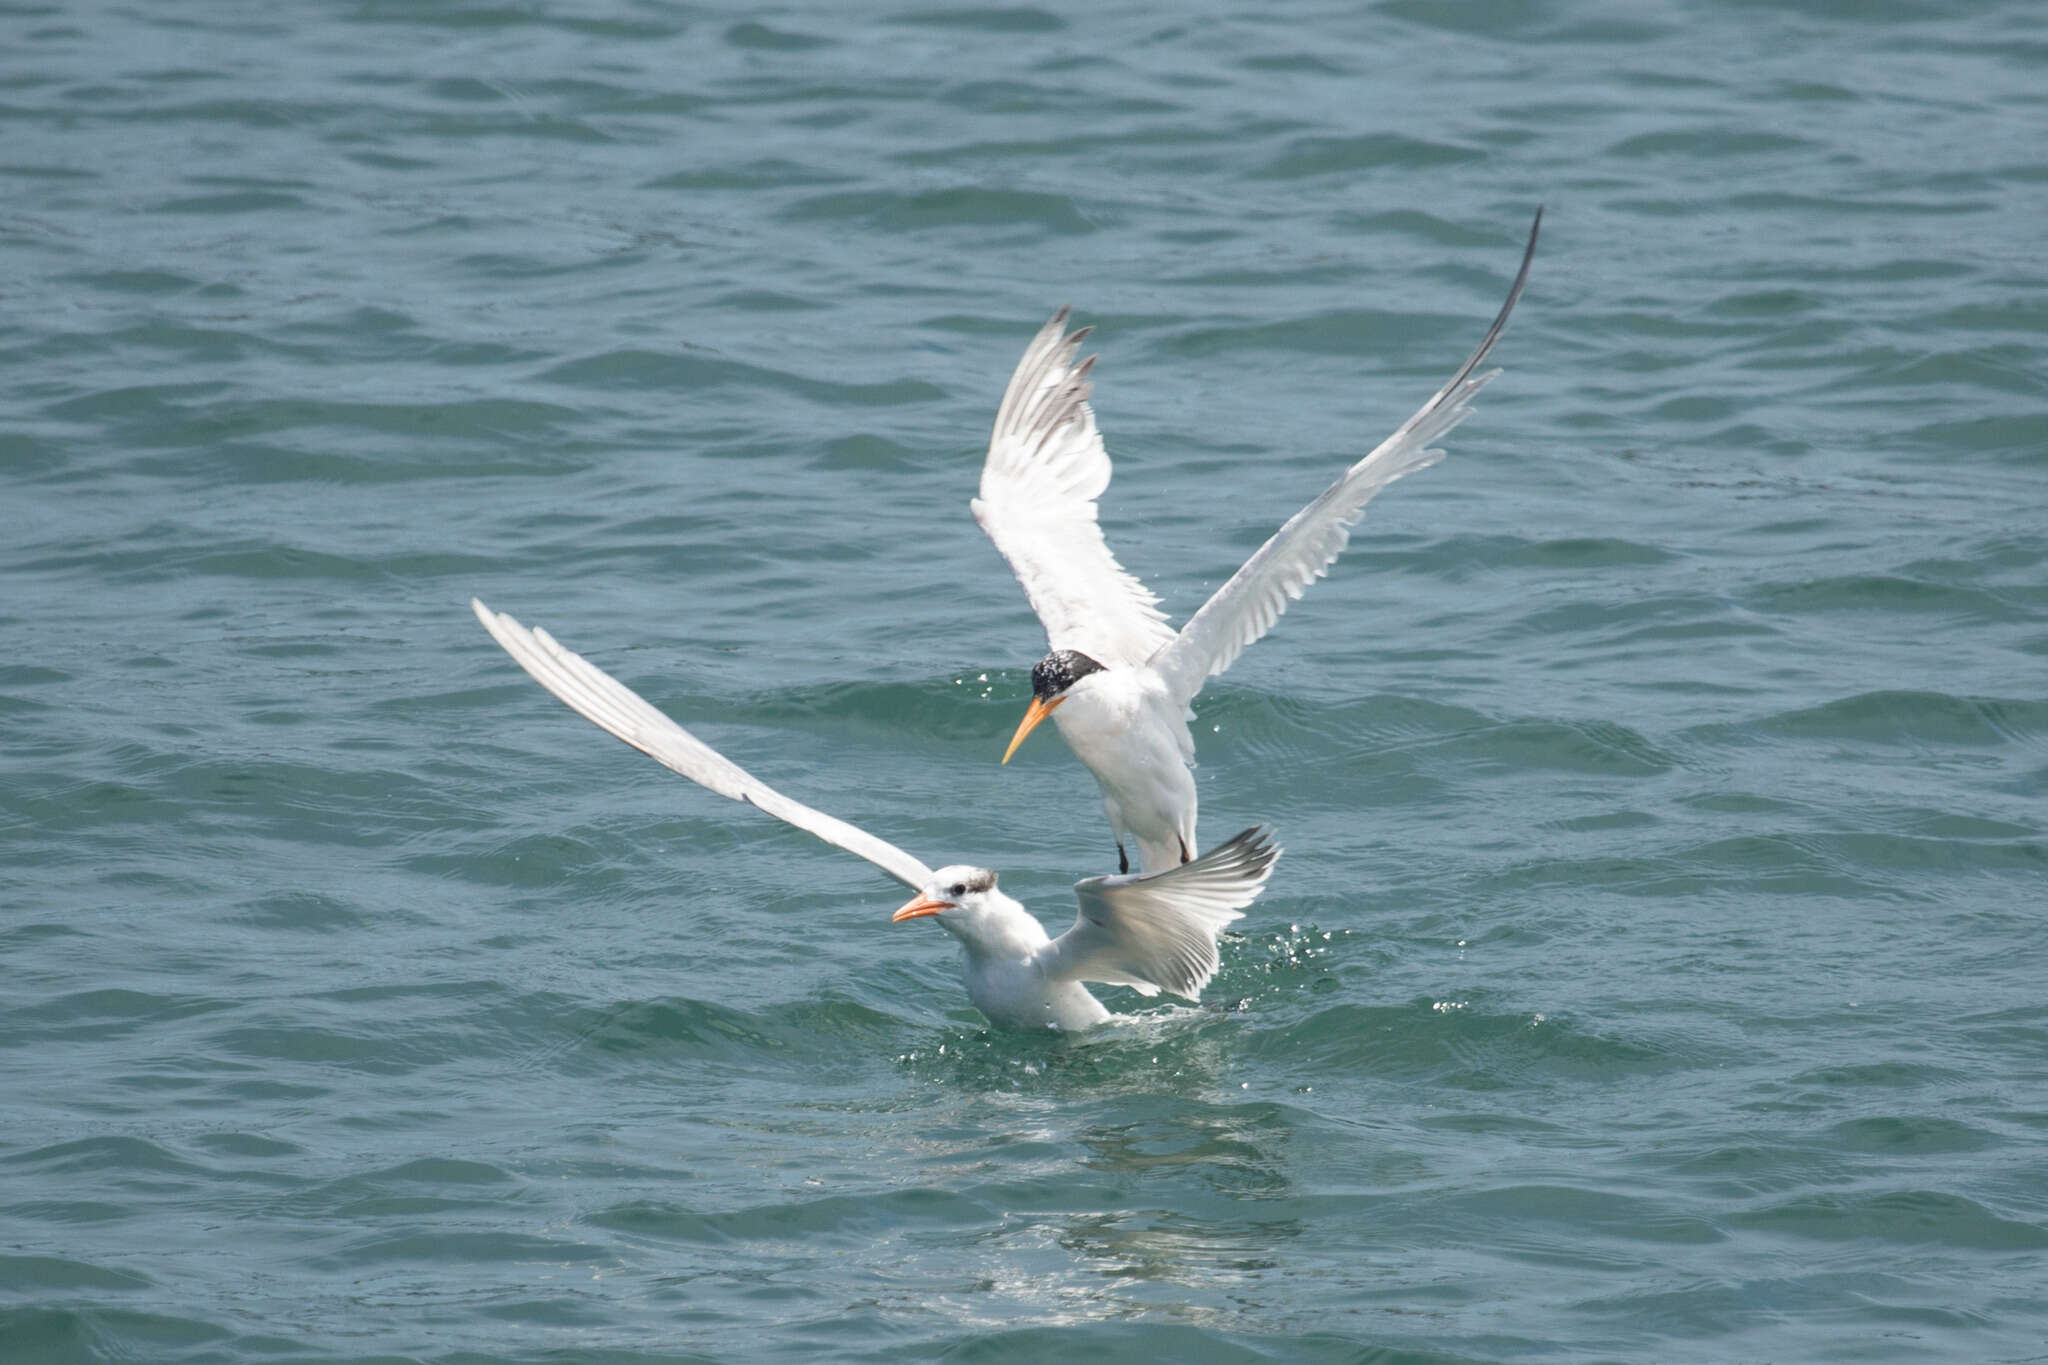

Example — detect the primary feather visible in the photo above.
[1052,825,1280,999]
[1153,207,1541,704]
[972,308,1177,671]
[473,598,935,890]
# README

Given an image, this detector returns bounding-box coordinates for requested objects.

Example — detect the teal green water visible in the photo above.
[5,1,2046,1361]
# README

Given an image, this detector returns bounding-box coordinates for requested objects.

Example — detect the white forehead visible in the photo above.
[930,864,997,893]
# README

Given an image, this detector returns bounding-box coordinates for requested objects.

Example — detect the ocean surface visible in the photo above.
[4,1,2045,1361]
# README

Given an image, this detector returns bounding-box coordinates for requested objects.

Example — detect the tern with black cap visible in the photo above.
[976,209,1542,874]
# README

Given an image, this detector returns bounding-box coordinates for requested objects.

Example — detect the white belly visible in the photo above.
[965,957,1112,1031]
[1052,672,1197,875]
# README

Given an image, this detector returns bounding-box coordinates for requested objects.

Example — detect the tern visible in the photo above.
[976,208,1542,874]
[472,599,1280,1031]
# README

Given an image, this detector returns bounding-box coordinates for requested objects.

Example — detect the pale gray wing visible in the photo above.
[971,309,1178,670]
[1151,207,1542,707]
[1048,826,1280,1000]
[472,599,934,890]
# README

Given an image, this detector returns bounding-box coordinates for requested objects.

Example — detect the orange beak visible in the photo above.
[1000,695,1064,765]
[891,894,955,923]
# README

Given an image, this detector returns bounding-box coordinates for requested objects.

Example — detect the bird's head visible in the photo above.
[891,865,1000,937]
[891,865,1051,962]
[1001,649,1106,764]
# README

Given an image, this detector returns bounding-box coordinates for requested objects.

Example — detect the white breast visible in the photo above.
[965,953,1112,1031]
[940,892,1114,1031]
[1050,669,1198,873]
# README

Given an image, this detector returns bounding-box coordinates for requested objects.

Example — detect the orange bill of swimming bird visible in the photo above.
[890,894,956,923]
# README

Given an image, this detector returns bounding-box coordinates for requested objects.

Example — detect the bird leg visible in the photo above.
[1117,842,1129,875]
[1178,835,1193,865]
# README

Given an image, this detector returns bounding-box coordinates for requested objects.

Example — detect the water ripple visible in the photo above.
[6,0,2047,1359]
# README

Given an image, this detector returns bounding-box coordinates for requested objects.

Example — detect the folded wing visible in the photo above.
[473,598,935,890]
[972,309,1178,670]
[1049,825,1280,999]
[1151,207,1542,708]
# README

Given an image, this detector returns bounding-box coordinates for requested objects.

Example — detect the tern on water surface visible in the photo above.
[472,599,1279,1031]
[974,208,1542,874]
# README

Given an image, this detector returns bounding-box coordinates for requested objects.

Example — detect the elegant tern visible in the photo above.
[472,598,1280,1031]
[976,208,1542,874]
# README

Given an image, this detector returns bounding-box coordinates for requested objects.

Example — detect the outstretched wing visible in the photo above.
[971,309,1177,670]
[1150,207,1542,707]
[473,599,934,890]
[1049,826,1280,1000]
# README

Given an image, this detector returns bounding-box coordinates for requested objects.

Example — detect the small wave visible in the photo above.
[782,187,1095,236]
[1730,1189,2048,1250]
[0,1305,231,1362]
[5,1135,207,1178]
[552,991,910,1074]
[541,347,944,407]
[1746,689,2048,747]
[1237,997,1677,1089]
[0,1255,151,1292]
[1251,133,1483,180]
[3,989,232,1047]
[587,1185,992,1248]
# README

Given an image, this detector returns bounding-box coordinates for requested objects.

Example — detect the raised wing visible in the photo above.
[1049,825,1280,999]
[472,599,934,890]
[1151,207,1542,707]
[971,308,1177,670]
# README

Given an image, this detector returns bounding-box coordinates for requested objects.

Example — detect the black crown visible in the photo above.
[1031,649,1106,700]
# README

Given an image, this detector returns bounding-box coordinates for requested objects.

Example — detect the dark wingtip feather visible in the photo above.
[1208,824,1283,879]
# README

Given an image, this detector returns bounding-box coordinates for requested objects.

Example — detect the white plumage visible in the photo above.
[978,209,1542,875]
[472,599,1279,1032]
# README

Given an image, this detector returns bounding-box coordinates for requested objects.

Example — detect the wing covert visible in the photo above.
[473,599,934,890]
